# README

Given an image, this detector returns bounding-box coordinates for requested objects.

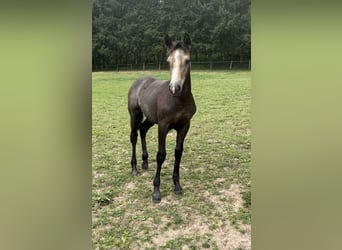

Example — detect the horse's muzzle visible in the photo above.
[169,83,182,96]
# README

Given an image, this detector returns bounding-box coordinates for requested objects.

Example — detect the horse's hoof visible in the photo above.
[174,189,183,195]
[141,161,148,170]
[152,192,161,203]
[131,169,138,176]
[174,184,182,195]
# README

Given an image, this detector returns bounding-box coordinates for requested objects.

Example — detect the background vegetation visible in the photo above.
[92,0,250,69]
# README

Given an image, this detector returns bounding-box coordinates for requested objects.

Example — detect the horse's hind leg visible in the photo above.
[139,119,154,169]
[129,110,143,176]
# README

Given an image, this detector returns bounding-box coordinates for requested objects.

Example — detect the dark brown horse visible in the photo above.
[128,33,196,203]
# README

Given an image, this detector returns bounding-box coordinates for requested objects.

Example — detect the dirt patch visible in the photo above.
[209,184,251,249]
[206,183,251,249]
[124,181,136,190]
[130,183,251,249]
[226,183,244,212]
[143,212,250,249]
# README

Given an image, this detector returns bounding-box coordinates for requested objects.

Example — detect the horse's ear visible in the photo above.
[183,33,191,48]
[165,34,172,49]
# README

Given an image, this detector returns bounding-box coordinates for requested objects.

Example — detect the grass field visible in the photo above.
[92,70,251,250]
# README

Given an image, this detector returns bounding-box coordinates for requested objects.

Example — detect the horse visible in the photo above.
[128,33,196,203]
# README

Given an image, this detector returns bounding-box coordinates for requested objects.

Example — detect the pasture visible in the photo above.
[92,71,251,249]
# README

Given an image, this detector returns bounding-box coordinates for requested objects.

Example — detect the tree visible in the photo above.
[92,0,251,69]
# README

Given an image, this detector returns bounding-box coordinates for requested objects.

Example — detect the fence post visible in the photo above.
[143,63,145,71]
[248,60,251,70]
[117,64,119,71]
[158,62,161,71]
[229,60,233,70]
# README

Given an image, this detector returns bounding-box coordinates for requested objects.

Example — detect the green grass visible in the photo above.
[92,70,251,249]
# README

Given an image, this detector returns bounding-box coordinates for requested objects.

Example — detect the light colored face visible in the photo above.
[167,49,190,96]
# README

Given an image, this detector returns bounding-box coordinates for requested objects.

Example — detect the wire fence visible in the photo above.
[92,60,251,71]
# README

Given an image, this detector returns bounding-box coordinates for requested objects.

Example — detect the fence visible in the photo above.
[93,60,251,71]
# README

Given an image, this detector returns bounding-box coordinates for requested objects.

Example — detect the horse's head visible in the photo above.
[165,33,191,96]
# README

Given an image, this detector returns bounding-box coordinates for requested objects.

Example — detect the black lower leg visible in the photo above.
[130,131,138,176]
[140,119,154,170]
[152,151,166,203]
[141,152,148,169]
[173,146,183,194]
[129,111,142,176]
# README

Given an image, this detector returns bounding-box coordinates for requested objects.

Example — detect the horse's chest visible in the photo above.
[156,94,196,126]
[174,102,196,121]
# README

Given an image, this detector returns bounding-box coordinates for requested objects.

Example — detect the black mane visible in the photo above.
[171,41,189,52]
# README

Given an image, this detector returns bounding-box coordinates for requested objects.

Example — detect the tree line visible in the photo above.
[92,0,250,69]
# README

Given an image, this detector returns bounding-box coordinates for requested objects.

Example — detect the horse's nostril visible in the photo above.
[169,85,174,93]
[169,84,182,96]
[169,84,181,95]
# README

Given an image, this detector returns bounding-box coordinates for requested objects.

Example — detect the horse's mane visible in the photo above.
[170,41,189,52]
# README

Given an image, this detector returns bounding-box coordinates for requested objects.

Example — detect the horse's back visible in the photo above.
[129,77,155,98]
[128,77,154,107]
[128,76,167,123]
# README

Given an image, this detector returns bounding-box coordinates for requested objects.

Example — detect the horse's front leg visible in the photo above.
[152,126,168,203]
[173,122,190,195]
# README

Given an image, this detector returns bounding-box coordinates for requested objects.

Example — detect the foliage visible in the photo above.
[92,0,250,68]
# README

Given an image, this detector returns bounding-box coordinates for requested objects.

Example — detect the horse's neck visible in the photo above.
[183,70,192,96]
